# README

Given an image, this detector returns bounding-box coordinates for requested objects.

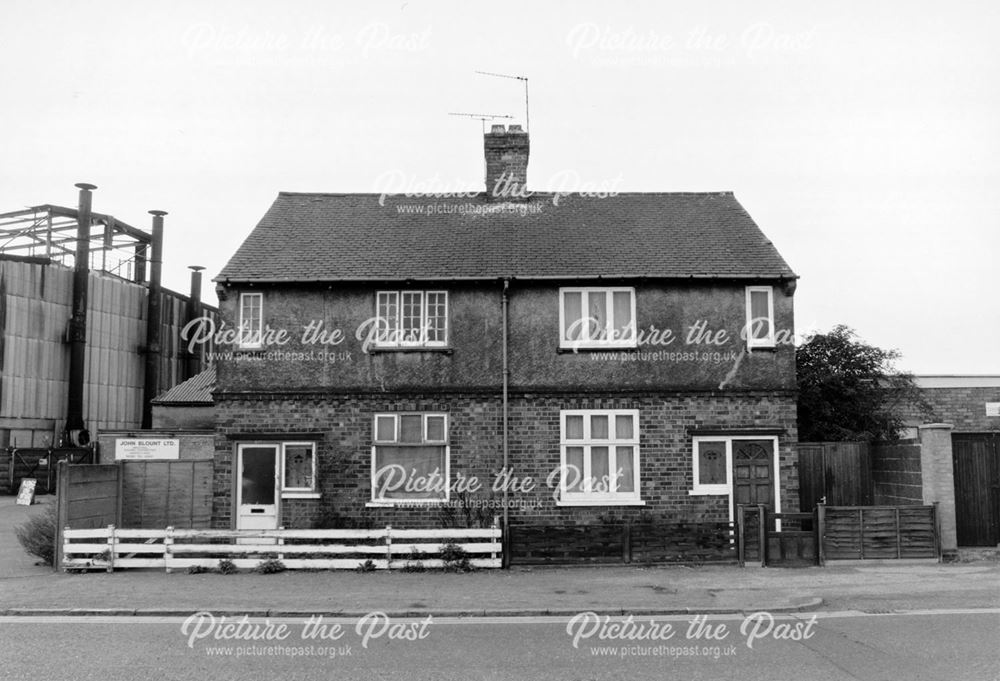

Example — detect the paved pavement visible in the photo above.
[3,495,999,618]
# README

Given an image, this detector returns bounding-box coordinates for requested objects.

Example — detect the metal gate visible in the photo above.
[5,447,93,494]
[952,433,1000,546]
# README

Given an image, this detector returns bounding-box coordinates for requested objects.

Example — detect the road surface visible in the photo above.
[1,609,997,680]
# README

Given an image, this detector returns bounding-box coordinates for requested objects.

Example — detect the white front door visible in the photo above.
[237,444,279,531]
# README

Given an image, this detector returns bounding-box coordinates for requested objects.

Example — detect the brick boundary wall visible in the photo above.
[871,441,924,505]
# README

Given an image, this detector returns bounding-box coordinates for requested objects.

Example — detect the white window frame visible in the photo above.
[690,437,733,495]
[559,287,637,350]
[374,290,449,348]
[238,292,263,349]
[369,412,450,505]
[280,442,319,498]
[689,435,782,525]
[558,408,643,506]
[745,286,775,349]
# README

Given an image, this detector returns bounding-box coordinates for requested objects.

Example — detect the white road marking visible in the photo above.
[1,608,998,626]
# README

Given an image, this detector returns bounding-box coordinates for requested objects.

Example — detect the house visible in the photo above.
[209,125,799,534]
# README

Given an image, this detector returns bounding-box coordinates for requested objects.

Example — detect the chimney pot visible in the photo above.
[490,124,506,133]
[507,124,524,133]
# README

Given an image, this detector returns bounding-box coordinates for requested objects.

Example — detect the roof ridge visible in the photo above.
[275,191,737,198]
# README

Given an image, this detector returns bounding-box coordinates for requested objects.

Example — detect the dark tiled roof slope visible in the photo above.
[216,192,796,282]
[151,366,215,405]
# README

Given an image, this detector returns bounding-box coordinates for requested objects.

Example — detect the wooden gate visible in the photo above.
[952,433,1000,546]
[737,505,817,567]
[798,442,873,509]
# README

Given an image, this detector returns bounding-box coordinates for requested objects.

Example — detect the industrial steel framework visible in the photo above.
[0,203,152,282]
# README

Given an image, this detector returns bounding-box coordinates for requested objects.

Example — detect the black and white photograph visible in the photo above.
[1,1,998,679]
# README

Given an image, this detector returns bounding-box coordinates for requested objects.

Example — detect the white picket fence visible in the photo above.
[60,524,503,572]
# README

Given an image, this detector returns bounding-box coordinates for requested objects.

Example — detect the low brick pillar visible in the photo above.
[918,423,956,556]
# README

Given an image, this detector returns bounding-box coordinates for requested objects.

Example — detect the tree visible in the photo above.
[796,325,928,442]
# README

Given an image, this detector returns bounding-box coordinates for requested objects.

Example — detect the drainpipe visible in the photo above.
[185,265,205,379]
[64,183,96,447]
[141,210,165,429]
[501,278,510,566]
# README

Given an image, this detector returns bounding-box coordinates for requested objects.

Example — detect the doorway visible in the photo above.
[236,444,278,531]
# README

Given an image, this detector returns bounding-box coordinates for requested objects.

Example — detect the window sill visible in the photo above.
[366,499,448,507]
[282,491,321,500]
[689,488,730,496]
[746,344,777,352]
[556,499,646,507]
[557,345,638,354]
[367,347,454,355]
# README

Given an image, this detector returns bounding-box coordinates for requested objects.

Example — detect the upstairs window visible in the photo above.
[745,286,775,348]
[238,292,263,349]
[559,287,636,349]
[375,291,448,348]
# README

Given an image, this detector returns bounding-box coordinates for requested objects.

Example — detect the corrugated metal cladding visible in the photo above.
[0,258,216,438]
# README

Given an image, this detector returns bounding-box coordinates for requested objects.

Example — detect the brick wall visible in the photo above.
[871,441,923,505]
[213,390,797,529]
[900,386,1000,432]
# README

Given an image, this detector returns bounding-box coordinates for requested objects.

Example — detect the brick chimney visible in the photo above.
[484,124,529,198]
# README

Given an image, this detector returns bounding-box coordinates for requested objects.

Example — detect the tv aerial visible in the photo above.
[447,112,514,133]
[474,70,529,132]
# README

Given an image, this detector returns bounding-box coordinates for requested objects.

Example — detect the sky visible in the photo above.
[2,0,997,374]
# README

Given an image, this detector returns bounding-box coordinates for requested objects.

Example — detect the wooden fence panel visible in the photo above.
[54,462,121,569]
[119,460,213,529]
[821,505,937,561]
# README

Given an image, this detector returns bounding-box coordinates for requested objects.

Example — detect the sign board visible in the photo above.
[114,438,180,460]
[986,403,1000,417]
[16,479,37,506]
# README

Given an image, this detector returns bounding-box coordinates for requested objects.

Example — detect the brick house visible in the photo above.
[209,125,799,533]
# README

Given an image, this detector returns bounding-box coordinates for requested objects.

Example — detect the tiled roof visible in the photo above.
[216,192,796,282]
[151,366,215,405]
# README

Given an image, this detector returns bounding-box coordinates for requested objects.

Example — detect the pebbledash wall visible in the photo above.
[211,279,798,529]
[212,391,797,529]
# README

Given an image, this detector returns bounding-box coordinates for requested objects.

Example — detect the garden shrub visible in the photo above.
[14,504,57,567]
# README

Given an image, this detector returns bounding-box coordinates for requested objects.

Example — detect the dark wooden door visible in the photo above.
[952,433,1000,546]
[734,440,774,508]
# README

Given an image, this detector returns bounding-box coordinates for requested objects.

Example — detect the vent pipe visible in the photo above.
[185,265,205,380]
[64,183,95,447]
[140,210,165,429]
